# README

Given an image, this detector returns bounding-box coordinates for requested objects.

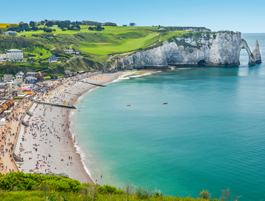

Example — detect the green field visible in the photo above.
[14,25,188,60]
[0,25,201,75]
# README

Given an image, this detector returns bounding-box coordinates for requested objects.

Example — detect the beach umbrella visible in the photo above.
[63,102,67,105]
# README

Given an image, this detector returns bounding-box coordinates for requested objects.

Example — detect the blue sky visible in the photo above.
[0,0,264,33]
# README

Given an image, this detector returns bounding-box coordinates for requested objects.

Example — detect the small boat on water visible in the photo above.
[163,102,168,104]
[127,105,131,106]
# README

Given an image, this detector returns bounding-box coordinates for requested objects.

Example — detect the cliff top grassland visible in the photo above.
[0,23,213,75]
[0,25,212,60]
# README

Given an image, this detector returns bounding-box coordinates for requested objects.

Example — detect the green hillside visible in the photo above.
[0,24,211,76]
[1,25,188,62]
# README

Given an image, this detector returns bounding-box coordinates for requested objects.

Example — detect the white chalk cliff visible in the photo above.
[113,32,261,70]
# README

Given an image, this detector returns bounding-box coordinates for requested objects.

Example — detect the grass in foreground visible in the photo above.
[0,172,235,201]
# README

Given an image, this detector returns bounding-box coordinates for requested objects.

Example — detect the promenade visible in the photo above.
[0,99,32,174]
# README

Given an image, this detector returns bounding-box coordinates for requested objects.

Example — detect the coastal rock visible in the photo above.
[252,40,262,64]
[113,32,260,69]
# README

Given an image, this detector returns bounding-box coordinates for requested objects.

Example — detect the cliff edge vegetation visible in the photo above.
[0,172,237,201]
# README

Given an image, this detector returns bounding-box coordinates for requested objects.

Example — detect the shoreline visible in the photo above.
[14,71,129,184]
[14,69,159,184]
[68,70,137,183]
[68,69,162,184]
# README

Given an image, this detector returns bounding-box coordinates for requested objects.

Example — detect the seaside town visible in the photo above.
[1,3,264,198]
[0,45,128,183]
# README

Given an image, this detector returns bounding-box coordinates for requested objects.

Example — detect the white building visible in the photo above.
[0,54,6,63]
[3,74,13,82]
[1,31,17,36]
[25,76,37,84]
[6,49,23,61]
[64,49,74,55]
[15,72,24,84]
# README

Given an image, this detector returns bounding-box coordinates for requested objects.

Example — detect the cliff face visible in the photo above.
[114,32,261,70]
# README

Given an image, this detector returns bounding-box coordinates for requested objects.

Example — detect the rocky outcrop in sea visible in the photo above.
[252,40,262,64]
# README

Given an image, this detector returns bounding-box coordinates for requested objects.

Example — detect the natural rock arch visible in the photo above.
[239,39,256,65]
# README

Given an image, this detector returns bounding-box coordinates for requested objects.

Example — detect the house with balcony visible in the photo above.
[15,72,24,84]
[26,72,43,81]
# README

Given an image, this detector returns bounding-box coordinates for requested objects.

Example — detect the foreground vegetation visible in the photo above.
[0,172,238,201]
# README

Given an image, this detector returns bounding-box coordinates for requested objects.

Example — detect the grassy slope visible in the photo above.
[1,26,198,73]
[79,32,159,55]
[15,26,169,59]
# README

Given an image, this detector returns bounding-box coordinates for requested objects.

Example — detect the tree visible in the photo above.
[95,25,104,31]
[31,26,39,31]
[29,21,35,27]
[46,21,54,27]
[129,22,136,26]
[53,48,63,56]
[104,22,117,26]
[96,25,102,31]
[43,28,53,32]
[199,189,210,200]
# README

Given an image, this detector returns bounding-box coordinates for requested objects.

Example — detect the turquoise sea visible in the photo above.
[72,33,265,201]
